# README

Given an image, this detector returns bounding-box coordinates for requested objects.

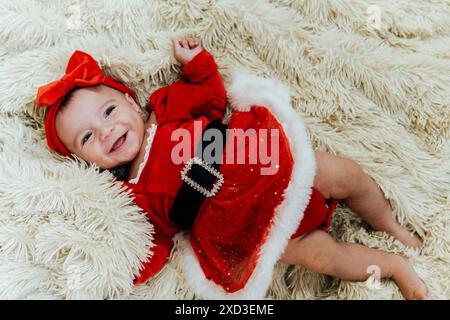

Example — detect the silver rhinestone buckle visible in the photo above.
[180,156,224,197]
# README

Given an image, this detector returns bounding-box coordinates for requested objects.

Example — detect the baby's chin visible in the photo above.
[101,157,131,170]
[104,145,140,169]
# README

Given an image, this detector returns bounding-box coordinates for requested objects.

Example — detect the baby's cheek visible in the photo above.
[129,135,142,158]
[85,145,106,167]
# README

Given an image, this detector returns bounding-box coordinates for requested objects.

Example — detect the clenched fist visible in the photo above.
[172,37,203,65]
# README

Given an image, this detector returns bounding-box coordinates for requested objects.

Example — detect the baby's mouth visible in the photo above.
[110,132,127,153]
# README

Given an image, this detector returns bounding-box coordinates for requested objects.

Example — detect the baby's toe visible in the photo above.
[410,233,424,251]
[413,280,428,300]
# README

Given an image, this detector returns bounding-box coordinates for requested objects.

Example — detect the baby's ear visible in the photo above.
[124,93,132,103]
[125,93,140,109]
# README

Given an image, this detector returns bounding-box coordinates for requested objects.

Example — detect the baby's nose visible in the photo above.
[99,125,113,141]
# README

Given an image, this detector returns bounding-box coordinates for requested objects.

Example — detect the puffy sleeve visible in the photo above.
[133,225,174,284]
[132,195,177,284]
[115,181,176,284]
[149,49,227,125]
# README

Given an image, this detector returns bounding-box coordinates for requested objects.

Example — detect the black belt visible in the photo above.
[169,120,228,230]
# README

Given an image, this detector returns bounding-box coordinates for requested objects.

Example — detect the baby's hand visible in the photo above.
[172,37,203,65]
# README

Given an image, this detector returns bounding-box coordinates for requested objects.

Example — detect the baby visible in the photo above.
[36,37,427,300]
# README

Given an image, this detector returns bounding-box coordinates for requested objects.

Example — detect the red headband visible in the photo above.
[35,50,137,157]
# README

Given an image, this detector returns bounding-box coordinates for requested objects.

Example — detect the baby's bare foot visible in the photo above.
[390,226,423,250]
[393,256,428,300]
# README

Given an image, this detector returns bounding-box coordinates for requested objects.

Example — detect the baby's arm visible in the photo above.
[115,183,176,284]
[149,38,227,124]
[179,48,227,119]
[133,224,174,285]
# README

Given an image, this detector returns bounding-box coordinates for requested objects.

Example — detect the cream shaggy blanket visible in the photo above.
[0,0,449,299]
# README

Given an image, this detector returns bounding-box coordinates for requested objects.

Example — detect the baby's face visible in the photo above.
[55,85,145,169]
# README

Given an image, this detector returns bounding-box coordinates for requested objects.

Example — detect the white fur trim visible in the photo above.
[181,69,317,299]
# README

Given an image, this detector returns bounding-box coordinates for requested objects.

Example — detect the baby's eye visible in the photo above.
[105,105,116,117]
[82,132,91,146]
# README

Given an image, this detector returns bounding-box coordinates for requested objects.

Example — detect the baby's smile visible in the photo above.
[110,131,128,153]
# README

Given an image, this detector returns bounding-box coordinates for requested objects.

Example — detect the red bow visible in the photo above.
[36,50,106,107]
[35,50,136,157]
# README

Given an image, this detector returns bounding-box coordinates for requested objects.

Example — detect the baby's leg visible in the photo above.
[280,230,427,300]
[314,151,422,249]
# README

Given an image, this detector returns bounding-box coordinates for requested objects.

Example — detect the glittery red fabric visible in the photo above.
[290,188,339,239]
[122,50,339,291]
[189,106,295,292]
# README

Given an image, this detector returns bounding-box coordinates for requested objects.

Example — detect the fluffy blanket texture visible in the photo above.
[0,0,449,299]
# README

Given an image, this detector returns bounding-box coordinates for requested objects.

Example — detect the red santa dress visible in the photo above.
[122,50,339,299]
